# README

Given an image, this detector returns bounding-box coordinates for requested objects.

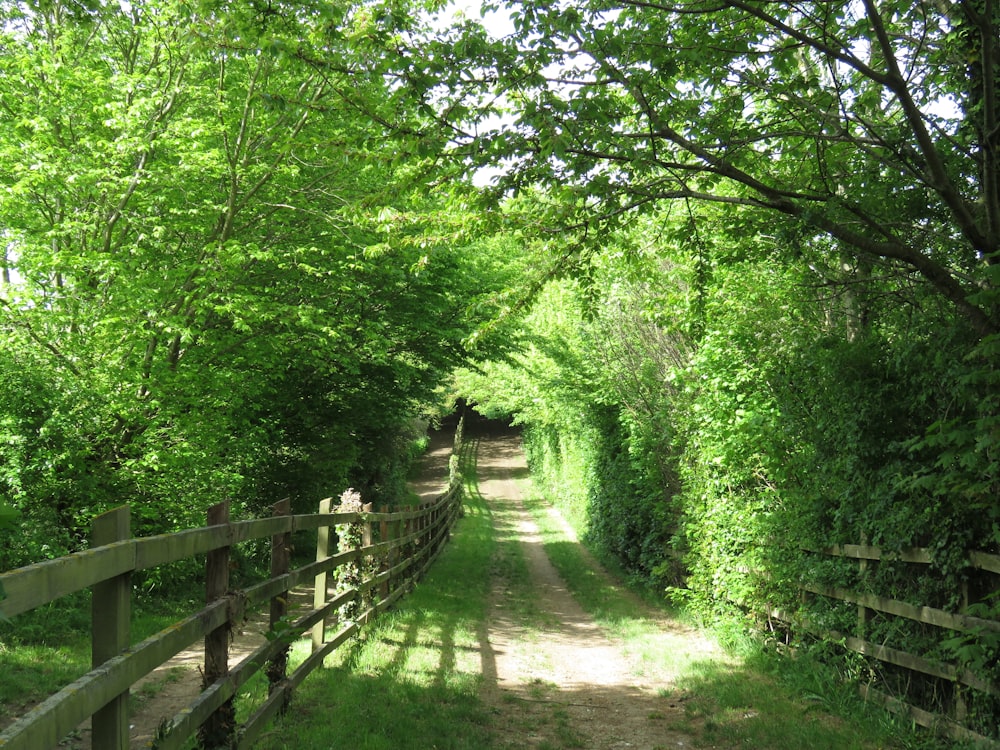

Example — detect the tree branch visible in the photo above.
[0,298,83,377]
[863,0,991,255]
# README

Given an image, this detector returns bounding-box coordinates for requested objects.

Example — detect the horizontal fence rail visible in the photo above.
[0,436,465,750]
[0,512,364,620]
[771,543,1000,747]
[812,544,1000,575]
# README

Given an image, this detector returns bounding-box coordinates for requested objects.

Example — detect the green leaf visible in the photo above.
[0,502,19,531]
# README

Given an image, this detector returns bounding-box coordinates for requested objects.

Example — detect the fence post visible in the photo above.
[428,503,435,559]
[433,501,443,554]
[91,505,131,750]
[379,507,390,600]
[427,502,435,557]
[857,534,870,642]
[362,503,373,548]
[414,504,423,563]
[430,503,438,556]
[312,497,333,653]
[402,506,413,576]
[954,579,971,723]
[417,503,427,557]
[362,503,373,617]
[267,498,292,706]
[200,500,234,750]
[395,511,404,587]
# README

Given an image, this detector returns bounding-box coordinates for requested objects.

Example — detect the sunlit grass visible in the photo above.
[0,641,90,727]
[519,489,928,750]
[0,592,200,729]
[252,442,498,750]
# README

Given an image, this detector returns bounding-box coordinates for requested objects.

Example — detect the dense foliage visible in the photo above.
[2,0,998,738]
[429,0,999,333]
[0,0,516,571]
[446,0,1000,736]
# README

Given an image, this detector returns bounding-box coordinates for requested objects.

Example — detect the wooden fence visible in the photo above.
[0,473,463,750]
[771,543,1000,747]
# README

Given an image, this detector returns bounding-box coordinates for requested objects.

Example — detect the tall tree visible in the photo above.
[0,0,507,556]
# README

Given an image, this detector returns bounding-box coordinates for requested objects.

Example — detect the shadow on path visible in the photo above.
[408,427,454,503]
[467,424,704,750]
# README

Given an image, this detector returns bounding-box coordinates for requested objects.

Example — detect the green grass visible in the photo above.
[252,452,500,750]
[0,640,89,724]
[0,592,90,725]
[0,589,199,729]
[519,490,938,750]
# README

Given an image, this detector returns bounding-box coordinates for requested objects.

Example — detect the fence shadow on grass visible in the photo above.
[250,425,500,749]
[252,507,497,750]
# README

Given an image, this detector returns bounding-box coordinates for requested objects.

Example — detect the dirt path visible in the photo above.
[64,587,316,749]
[471,424,709,749]
[70,422,708,749]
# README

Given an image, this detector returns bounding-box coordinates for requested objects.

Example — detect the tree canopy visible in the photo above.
[0,0,519,566]
[420,0,999,337]
[1,5,999,730]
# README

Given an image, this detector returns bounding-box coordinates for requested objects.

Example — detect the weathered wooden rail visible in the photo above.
[0,469,463,750]
[769,543,1000,747]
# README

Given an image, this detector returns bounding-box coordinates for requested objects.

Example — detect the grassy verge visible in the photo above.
[520,490,937,750]
[251,445,498,750]
[1,431,493,747]
[0,590,201,731]
[0,593,90,726]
